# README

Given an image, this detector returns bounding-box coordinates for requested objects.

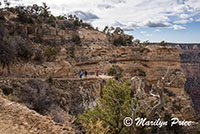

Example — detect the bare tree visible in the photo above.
[130,67,177,134]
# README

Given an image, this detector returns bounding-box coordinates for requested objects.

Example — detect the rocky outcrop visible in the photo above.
[0,95,72,134]
[0,10,198,133]
[0,77,103,125]
[178,44,200,117]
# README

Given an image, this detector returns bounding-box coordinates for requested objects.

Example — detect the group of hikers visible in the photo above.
[79,70,99,78]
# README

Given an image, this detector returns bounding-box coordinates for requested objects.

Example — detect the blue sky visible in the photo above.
[1,0,200,43]
[129,22,200,43]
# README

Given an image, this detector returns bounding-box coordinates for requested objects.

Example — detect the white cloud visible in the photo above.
[196,18,200,22]
[140,31,146,34]
[155,29,160,32]
[189,18,194,21]
[174,19,190,24]
[145,34,152,37]
[6,0,200,30]
[179,13,189,19]
[171,25,186,30]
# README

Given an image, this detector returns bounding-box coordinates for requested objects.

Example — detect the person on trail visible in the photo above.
[85,71,88,77]
[96,70,99,77]
[79,71,83,78]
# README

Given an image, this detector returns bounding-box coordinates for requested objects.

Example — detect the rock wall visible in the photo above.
[0,45,197,121]
[0,10,197,127]
[0,77,103,125]
[178,44,200,117]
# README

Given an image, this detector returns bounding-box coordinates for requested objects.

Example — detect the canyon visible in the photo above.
[0,9,199,133]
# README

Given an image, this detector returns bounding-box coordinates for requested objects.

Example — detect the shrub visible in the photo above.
[108,65,123,76]
[58,25,66,30]
[78,80,136,134]
[108,65,124,80]
[16,7,35,24]
[143,40,150,46]
[47,15,56,27]
[32,35,43,43]
[159,40,167,46]
[34,49,43,61]
[133,39,141,44]
[113,36,126,46]
[47,76,53,84]
[69,47,75,58]
[20,80,66,123]
[108,67,117,76]
[43,46,58,61]
[17,43,33,59]
[81,119,109,134]
[71,34,81,45]
[36,18,42,24]
[0,31,17,74]
[73,19,80,26]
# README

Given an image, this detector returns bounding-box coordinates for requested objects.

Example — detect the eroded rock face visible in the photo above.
[178,44,200,117]
[0,11,197,132]
[0,96,72,134]
[0,78,102,124]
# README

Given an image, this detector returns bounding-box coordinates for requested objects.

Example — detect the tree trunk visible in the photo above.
[7,63,10,75]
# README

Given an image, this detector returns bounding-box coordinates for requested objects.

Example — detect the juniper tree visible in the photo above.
[78,80,140,134]
[78,68,176,134]
[0,27,17,75]
[0,41,17,74]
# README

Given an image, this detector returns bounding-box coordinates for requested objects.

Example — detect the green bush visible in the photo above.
[71,34,81,45]
[34,49,43,62]
[108,65,123,76]
[0,38,17,74]
[17,43,33,60]
[43,46,58,61]
[108,65,124,80]
[73,19,80,26]
[47,15,56,27]
[69,47,75,58]
[58,25,66,30]
[113,36,126,46]
[78,80,138,134]
[36,18,42,24]
[33,35,43,43]
[47,76,53,84]
[159,40,167,46]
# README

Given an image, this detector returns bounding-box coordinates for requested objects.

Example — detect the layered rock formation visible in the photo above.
[178,44,200,117]
[0,78,102,117]
[0,10,198,133]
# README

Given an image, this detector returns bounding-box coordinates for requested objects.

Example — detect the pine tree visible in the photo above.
[78,80,140,134]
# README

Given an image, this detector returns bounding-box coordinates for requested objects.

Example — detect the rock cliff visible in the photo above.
[178,44,200,117]
[0,9,198,133]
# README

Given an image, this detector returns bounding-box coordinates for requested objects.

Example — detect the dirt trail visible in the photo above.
[0,74,113,81]
[0,96,72,134]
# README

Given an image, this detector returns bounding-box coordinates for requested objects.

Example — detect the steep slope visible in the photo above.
[179,44,200,116]
[0,95,72,134]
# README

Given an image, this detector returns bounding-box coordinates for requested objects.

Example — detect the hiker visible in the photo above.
[96,70,99,77]
[85,71,88,77]
[79,71,83,78]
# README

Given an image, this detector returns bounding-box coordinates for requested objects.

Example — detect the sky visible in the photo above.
[1,0,200,43]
